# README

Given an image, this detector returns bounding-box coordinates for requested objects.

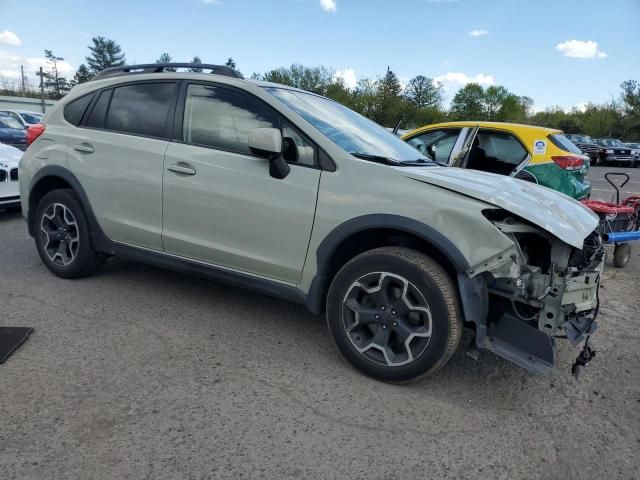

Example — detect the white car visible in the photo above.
[0,110,44,128]
[625,143,640,161]
[0,143,22,208]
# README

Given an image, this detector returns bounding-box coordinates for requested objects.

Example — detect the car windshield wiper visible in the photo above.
[403,158,447,167]
[349,152,404,165]
[350,153,441,167]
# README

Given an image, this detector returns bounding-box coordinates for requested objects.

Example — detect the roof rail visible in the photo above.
[91,63,244,81]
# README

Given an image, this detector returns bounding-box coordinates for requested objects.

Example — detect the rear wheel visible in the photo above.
[326,247,462,383]
[34,189,102,278]
[613,243,631,268]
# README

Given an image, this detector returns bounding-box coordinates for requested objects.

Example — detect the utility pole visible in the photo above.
[36,67,45,113]
[20,65,25,96]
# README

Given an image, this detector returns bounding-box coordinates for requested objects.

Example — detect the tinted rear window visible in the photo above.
[549,134,582,155]
[85,90,112,128]
[64,94,94,126]
[106,83,176,138]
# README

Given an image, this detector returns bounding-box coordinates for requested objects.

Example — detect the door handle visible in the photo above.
[167,163,196,175]
[73,143,95,154]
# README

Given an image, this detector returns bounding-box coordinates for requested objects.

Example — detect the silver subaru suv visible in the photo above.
[20,63,604,382]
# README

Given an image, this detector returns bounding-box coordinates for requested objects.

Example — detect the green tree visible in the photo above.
[189,56,202,72]
[43,49,70,99]
[262,64,333,95]
[156,53,174,71]
[71,64,92,86]
[374,67,404,126]
[225,57,237,69]
[325,78,354,108]
[404,75,443,109]
[450,83,485,120]
[484,85,509,120]
[86,36,125,74]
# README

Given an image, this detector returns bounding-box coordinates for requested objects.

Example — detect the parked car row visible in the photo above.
[564,133,637,167]
[16,62,603,382]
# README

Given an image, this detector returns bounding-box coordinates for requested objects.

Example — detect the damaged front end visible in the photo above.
[459,210,605,374]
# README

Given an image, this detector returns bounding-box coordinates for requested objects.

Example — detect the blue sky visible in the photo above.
[0,0,638,110]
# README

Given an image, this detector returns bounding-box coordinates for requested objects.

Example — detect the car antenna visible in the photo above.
[392,118,403,135]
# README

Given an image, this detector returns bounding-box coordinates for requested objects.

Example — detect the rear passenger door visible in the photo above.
[65,81,179,250]
[162,83,321,284]
[458,128,529,176]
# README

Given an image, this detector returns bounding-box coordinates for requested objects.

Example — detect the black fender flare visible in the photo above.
[27,165,111,251]
[304,214,471,314]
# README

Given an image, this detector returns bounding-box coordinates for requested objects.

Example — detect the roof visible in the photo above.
[404,121,562,138]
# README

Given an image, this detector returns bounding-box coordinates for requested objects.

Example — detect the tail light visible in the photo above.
[26,123,46,146]
[551,155,584,171]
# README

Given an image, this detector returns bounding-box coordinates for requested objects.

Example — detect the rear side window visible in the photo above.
[476,131,528,165]
[85,90,112,128]
[106,83,177,138]
[64,93,94,126]
[182,84,278,155]
[549,134,582,155]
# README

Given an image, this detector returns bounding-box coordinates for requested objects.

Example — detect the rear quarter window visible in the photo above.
[548,134,583,155]
[63,93,94,126]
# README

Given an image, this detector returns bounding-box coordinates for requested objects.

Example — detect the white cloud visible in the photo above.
[468,29,488,37]
[333,68,356,89]
[0,51,74,81]
[555,40,607,59]
[434,72,495,89]
[320,0,336,12]
[573,102,588,113]
[0,31,22,47]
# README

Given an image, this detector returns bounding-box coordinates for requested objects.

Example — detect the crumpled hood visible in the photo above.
[402,167,599,249]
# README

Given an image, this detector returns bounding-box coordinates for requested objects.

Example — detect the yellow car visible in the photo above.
[402,121,591,200]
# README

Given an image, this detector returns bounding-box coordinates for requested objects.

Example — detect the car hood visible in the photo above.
[0,143,22,168]
[401,166,599,249]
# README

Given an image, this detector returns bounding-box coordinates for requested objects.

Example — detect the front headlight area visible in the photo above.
[470,210,604,338]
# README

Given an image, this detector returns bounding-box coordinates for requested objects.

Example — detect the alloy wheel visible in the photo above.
[40,202,80,266]
[341,272,432,367]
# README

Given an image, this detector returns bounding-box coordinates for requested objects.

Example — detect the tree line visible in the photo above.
[4,36,639,140]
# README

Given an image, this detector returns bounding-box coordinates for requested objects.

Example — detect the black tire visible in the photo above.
[613,243,631,268]
[33,188,101,278]
[326,247,462,383]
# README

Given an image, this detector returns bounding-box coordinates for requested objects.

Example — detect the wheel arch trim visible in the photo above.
[27,165,106,243]
[305,214,471,314]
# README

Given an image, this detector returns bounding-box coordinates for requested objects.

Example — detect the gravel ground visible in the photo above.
[0,166,639,480]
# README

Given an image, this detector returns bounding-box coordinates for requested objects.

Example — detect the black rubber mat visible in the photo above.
[0,327,33,364]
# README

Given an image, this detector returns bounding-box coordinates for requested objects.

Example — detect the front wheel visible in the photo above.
[326,247,463,383]
[34,189,102,278]
[613,243,631,268]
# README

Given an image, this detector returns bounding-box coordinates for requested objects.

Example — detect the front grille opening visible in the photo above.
[0,170,6,182]
[10,168,18,181]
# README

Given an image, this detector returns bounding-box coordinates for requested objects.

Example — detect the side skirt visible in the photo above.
[98,235,308,308]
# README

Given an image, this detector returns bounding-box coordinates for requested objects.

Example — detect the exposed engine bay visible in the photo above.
[460,210,605,373]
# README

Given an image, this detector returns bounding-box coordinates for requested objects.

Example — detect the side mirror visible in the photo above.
[248,127,290,180]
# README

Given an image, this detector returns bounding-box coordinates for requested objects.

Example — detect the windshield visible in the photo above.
[568,134,592,143]
[264,87,427,163]
[0,116,23,129]
[20,112,43,124]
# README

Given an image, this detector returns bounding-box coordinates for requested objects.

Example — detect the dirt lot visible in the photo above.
[1,166,639,480]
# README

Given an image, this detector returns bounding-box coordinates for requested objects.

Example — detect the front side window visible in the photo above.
[182,84,278,155]
[283,123,315,166]
[407,129,460,163]
[106,82,176,138]
[264,87,426,163]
